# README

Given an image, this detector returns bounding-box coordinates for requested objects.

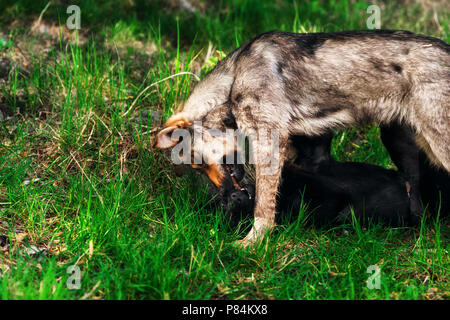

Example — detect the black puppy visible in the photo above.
[225,130,449,229]
[226,134,412,229]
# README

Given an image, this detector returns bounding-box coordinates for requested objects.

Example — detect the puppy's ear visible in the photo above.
[203,163,224,187]
[154,126,179,149]
[153,114,191,149]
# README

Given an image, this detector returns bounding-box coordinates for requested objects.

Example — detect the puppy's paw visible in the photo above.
[234,218,274,248]
[234,235,259,249]
[234,238,253,248]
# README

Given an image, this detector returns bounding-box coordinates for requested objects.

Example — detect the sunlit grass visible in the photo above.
[0,0,448,299]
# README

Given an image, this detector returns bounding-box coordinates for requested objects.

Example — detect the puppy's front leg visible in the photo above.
[238,131,287,246]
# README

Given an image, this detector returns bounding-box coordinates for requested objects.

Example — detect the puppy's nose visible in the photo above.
[230,190,246,203]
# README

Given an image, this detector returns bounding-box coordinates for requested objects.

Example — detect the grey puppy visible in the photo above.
[155,30,450,245]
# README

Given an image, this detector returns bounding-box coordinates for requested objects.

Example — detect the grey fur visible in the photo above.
[156,30,450,244]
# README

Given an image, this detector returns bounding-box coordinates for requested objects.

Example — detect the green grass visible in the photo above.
[0,0,449,299]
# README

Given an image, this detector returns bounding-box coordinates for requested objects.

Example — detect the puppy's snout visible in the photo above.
[230,190,246,204]
[225,188,255,230]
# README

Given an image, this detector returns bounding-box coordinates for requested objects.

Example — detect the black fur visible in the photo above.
[224,126,449,230]
[380,123,422,223]
[226,161,411,230]
[419,152,450,215]
[380,123,450,222]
